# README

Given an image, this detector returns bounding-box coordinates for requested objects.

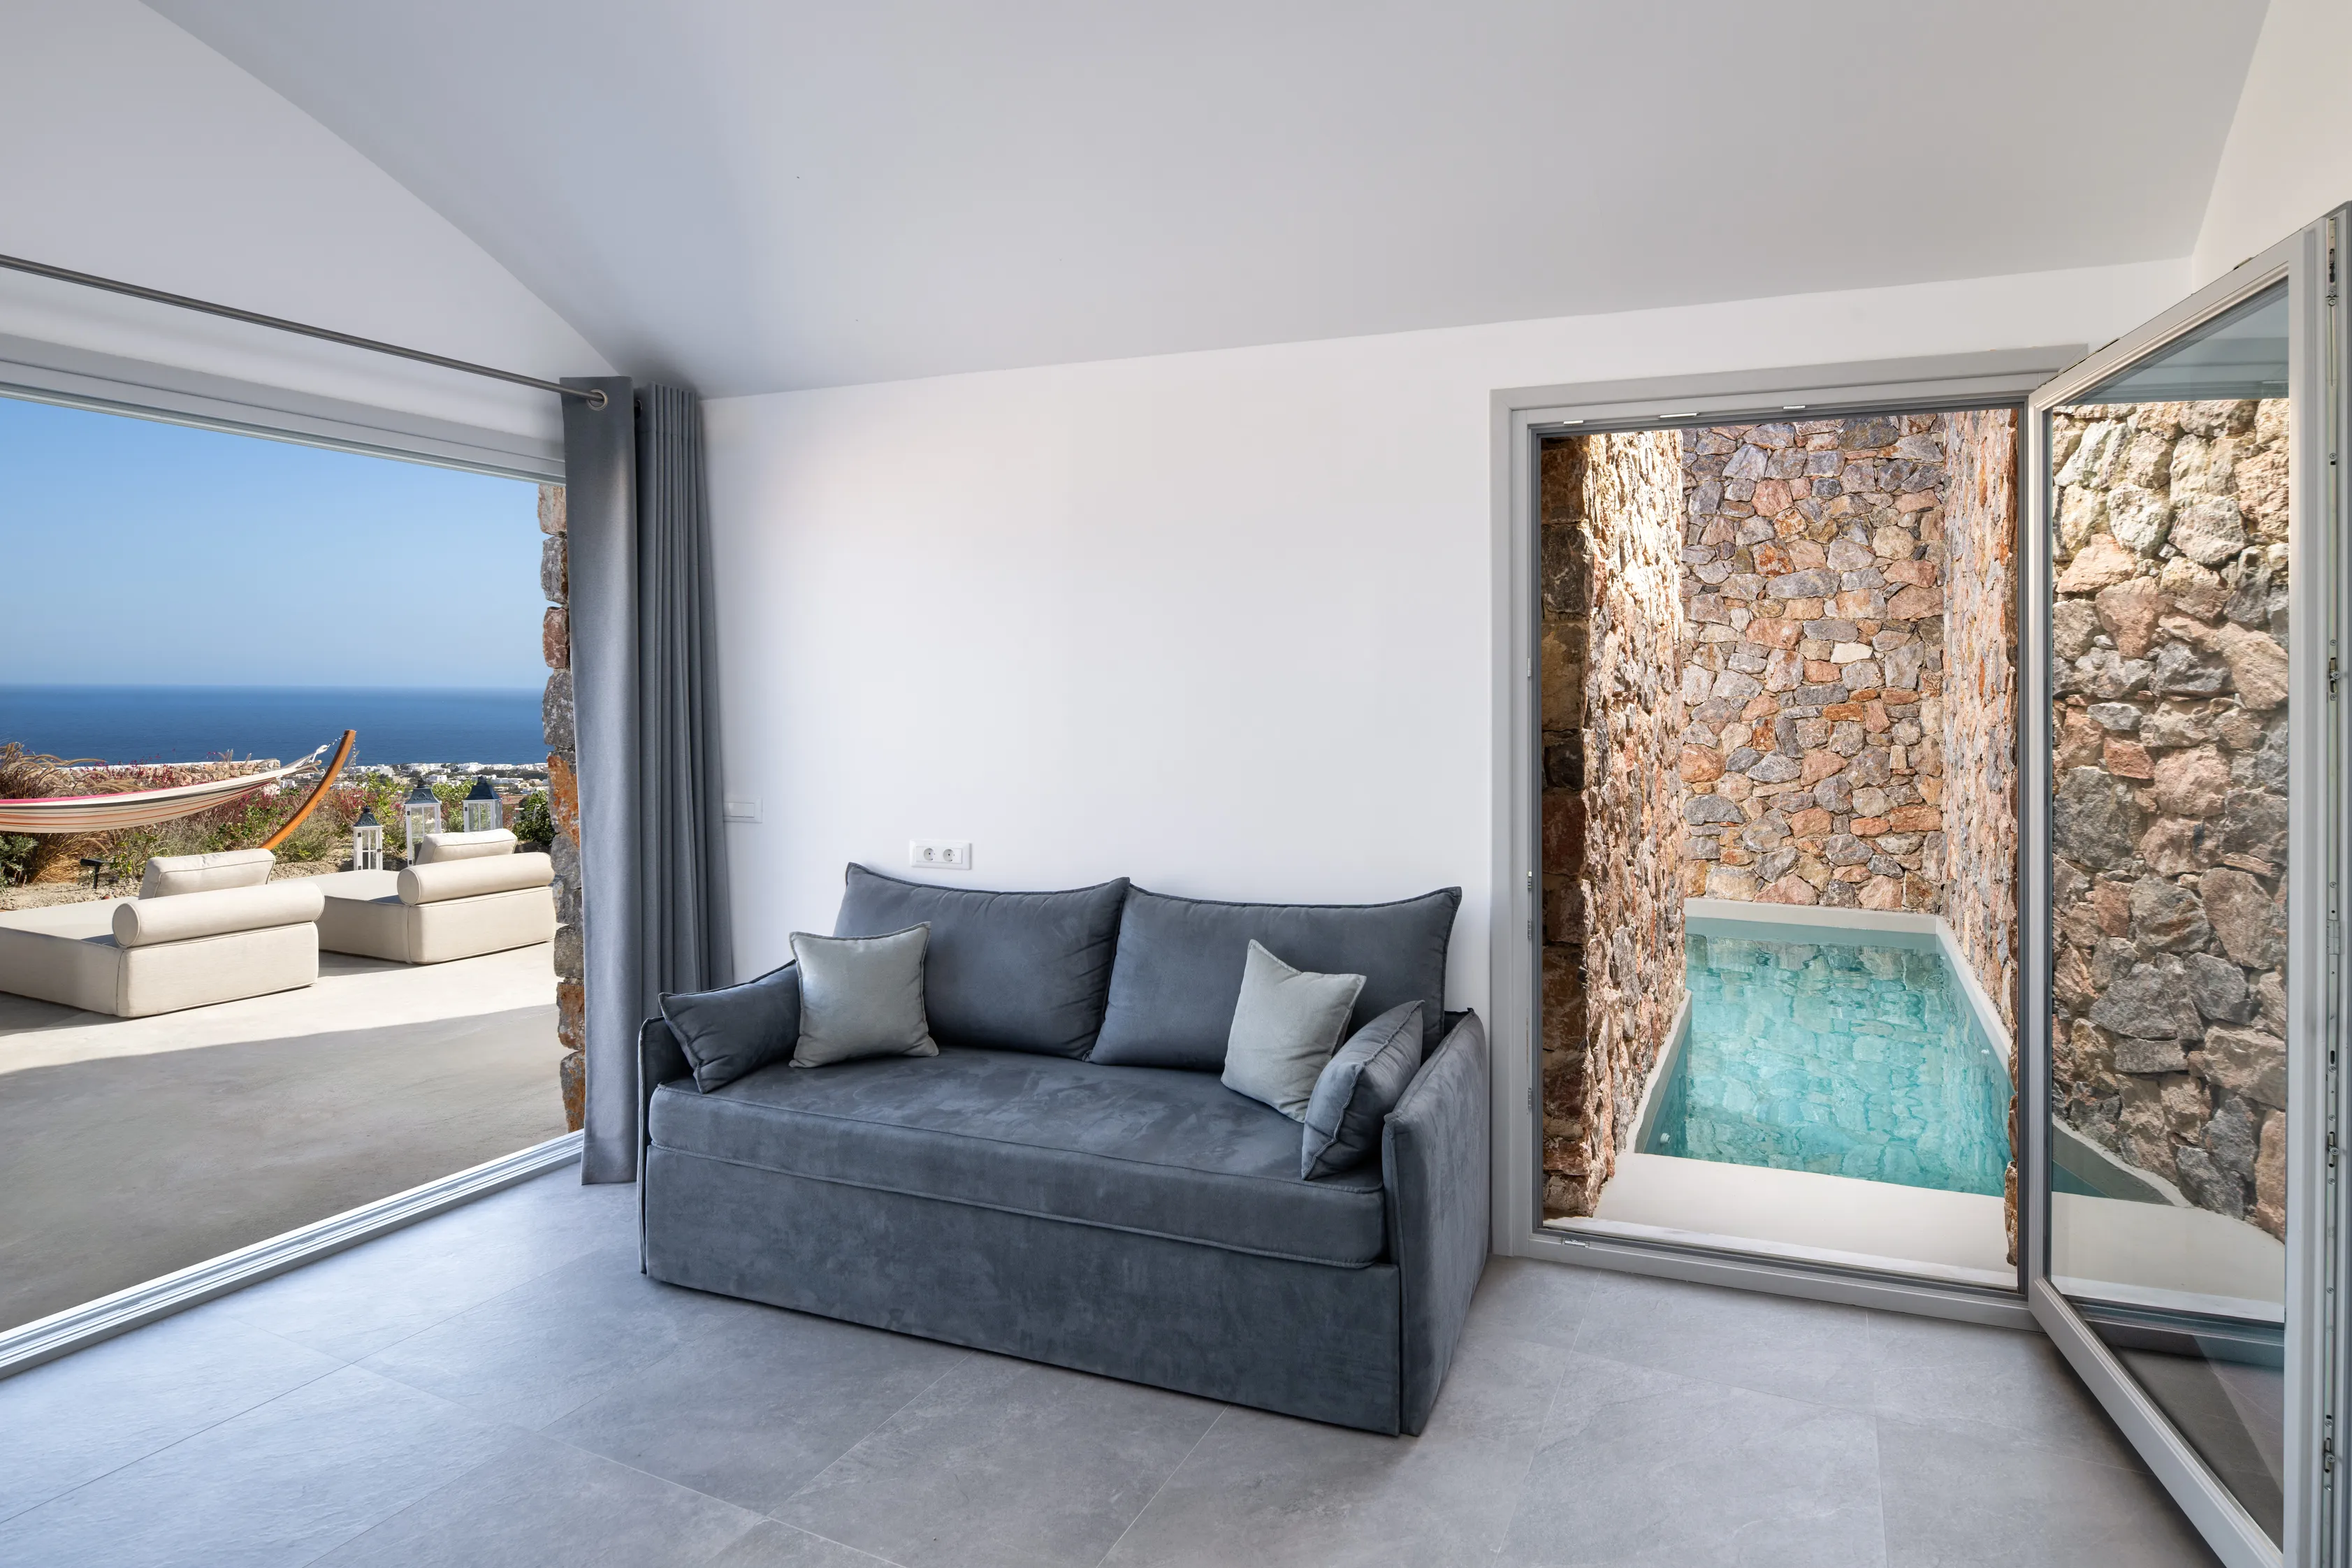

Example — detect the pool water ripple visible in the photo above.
[1641,919,2012,1196]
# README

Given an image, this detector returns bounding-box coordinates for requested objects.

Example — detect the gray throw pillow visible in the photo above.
[1220,941,1365,1120]
[788,924,940,1068]
[1300,1001,1424,1178]
[660,962,801,1091]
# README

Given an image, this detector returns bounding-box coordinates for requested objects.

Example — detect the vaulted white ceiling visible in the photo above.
[147,0,2267,398]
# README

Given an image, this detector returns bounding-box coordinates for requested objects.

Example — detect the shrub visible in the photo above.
[512,790,554,848]
[0,834,36,885]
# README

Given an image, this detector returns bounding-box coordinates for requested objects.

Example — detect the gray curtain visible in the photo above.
[564,378,734,1183]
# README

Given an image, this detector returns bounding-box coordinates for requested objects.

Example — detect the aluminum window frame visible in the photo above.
[0,333,574,1378]
[1489,348,2079,1329]
[2019,211,2349,1568]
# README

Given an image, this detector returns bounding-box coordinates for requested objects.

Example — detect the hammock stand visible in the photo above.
[0,730,356,840]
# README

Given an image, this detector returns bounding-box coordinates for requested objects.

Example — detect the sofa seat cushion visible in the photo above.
[648,1047,1387,1268]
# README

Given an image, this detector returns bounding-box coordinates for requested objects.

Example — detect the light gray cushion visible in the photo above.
[1220,941,1365,1120]
[662,962,801,1091]
[1301,1001,1424,1177]
[789,925,939,1068]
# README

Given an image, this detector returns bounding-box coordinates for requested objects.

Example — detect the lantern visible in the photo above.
[462,776,502,834]
[352,808,384,872]
[402,782,442,862]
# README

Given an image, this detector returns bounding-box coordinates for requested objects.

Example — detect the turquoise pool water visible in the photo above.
[1640,917,2012,1196]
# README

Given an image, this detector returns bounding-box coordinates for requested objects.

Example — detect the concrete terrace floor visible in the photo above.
[0,943,566,1331]
[0,1167,2219,1568]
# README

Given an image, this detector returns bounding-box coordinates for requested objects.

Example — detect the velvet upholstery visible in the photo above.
[1090,885,1460,1068]
[833,865,1128,1057]
[645,1147,1405,1432]
[1302,1001,1423,1177]
[1385,1012,1490,1435]
[660,962,801,1091]
[1220,940,1365,1119]
[651,1047,1388,1267]
[788,926,938,1066]
[637,878,1488,1437]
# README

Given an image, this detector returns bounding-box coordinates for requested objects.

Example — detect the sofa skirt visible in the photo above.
[644,1145,1406,1433]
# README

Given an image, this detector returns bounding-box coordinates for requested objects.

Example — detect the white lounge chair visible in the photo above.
[0,848,321,1017]
[311,829,556,964]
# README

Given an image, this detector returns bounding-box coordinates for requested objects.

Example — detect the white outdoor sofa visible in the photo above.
[311,829,556,964]
[0,848,321,1017]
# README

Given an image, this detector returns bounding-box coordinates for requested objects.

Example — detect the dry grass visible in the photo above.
[0,743,360,887]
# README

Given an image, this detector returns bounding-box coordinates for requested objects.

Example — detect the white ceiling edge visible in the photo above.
[142,0,2263,400]
[696,256,2197,416]
[2191,0,2352,286]
[0,0,609,443]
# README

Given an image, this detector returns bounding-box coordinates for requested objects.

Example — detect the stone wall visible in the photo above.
[539,484,586,1133]
[1940,409,2020,1038]
[1940,409,2021,1259]
[1539,432,1687,1219]
[1676,417,1950,913]
[2047,398,2289,1237]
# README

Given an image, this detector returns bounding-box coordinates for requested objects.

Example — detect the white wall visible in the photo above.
[704,259,2189,1014]
[2191,0,2352,285]
[0,0,607,442]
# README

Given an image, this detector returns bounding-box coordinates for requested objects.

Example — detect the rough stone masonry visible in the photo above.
[1676,415,1954,913]
[2046,396,2289,1238]
[1541,414,2021,1225]
[539,484,586,1132]
[1539,433,1687,1218]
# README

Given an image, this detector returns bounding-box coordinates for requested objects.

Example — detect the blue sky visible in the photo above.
[0,393,546,688]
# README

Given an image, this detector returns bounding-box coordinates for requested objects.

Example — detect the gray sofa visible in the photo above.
[637,866,1488,1435]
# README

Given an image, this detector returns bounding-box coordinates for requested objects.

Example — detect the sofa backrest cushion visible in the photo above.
[1089,884,1460,1070]
[662,962,801,1091]
[832,864,1129,1058]
[115,880,324,948]
[415,829,517,864]
[398,851,554,906]
[139,848,275,899]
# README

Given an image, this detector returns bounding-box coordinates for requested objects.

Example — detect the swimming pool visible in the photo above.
[1639,913,2012,1197]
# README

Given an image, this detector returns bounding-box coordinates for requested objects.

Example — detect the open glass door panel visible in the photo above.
[2042,279,2293,1538]
[2027,207,2349,1568]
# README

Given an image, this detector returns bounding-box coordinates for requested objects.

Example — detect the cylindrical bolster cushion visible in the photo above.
[415,829,518,864]
[114,880,325,948]
[139,847,277,899]
[398,852,554,906]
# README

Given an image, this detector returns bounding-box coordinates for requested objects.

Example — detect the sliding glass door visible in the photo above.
[2025,208,2345,1568]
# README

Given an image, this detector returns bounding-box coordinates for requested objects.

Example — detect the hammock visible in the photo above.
[0,734,351,836]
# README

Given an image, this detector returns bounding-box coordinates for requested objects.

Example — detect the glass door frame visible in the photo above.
[1487,348,2082,1324]
[2021,208,2347,1568]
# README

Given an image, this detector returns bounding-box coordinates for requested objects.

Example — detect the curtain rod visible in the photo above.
[0,251,608,410]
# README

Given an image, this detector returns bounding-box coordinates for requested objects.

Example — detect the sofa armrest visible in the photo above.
[637,1016,694,1269]
[1381,1009,1489,1435]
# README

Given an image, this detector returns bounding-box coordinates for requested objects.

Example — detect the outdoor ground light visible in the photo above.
[402,783,442,861]
[351,808,384,871]
[462,776,502,834]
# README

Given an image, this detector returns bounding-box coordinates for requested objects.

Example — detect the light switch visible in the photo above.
[723,797,762,823]
[909,839,972,871]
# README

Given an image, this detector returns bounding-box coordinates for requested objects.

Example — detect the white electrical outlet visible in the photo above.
[909,840,973,871]
[723,797,762,823]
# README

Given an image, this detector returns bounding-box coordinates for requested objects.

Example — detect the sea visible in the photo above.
[0,686,546,768]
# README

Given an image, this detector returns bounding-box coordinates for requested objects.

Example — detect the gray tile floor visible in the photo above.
[0,1168,2221,1568]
